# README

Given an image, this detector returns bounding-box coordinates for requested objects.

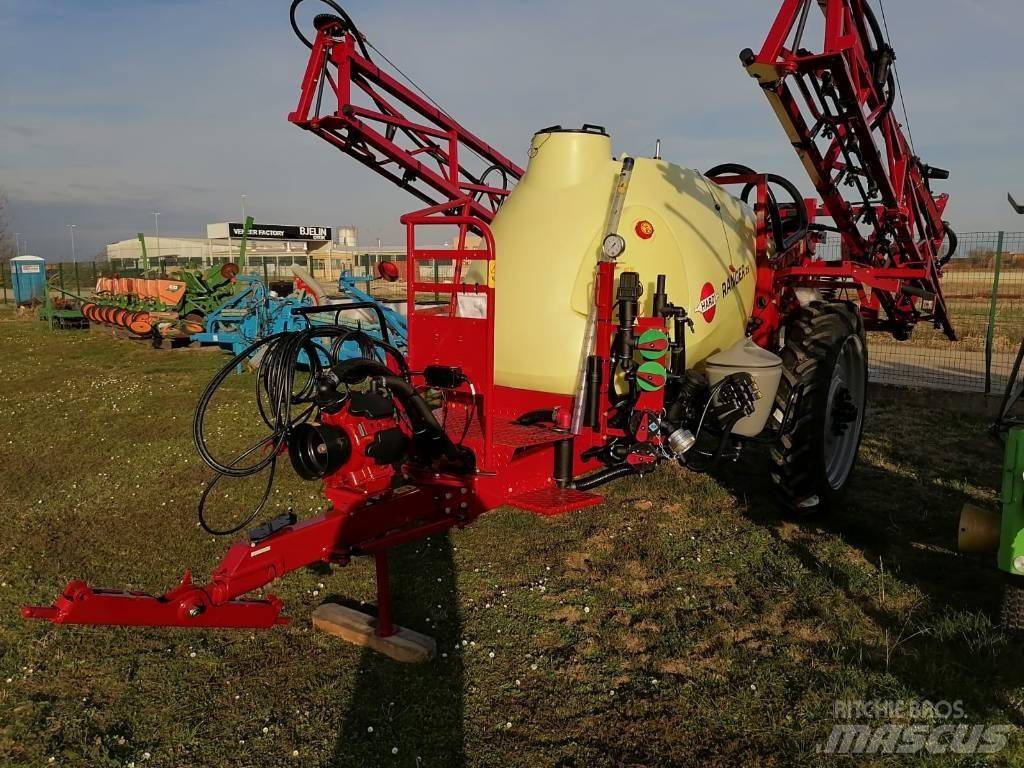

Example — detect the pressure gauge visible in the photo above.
[602,233,626,260]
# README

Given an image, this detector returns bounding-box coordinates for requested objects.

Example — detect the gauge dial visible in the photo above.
[602,233,626,260]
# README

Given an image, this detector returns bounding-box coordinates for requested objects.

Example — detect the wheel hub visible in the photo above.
[830,387,859,436]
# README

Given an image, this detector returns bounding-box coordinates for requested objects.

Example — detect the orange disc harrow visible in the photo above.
[128,312,153,336]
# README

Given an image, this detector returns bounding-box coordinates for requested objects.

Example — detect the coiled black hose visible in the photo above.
[193,323,400,536]
[289,0,371,59]
[705,163,809,253]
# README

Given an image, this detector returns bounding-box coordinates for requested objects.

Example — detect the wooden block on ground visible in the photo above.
[312,603,436,663]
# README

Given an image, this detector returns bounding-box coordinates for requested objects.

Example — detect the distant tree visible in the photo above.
[959,248,996,268]
[0,191,14,263]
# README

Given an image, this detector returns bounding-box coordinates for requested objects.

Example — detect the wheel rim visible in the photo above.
[823,334,866,490]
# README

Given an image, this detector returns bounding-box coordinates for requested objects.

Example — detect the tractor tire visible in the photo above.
[1002,576,1024,632]
[770,301,867,514]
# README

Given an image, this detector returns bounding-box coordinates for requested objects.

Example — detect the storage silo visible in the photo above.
[336,226,358,248]
[11,255,46,305]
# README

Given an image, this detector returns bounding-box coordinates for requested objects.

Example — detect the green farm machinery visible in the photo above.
[82,259,241,341]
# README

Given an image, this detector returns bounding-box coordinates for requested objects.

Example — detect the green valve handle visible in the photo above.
[637,361,667,392]
[637,329,670,360]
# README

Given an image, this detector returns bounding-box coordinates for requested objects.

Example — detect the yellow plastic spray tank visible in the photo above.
[489,126,759,395]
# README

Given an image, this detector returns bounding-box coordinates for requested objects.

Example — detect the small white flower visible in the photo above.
[515,679,521,686]
[142,753,151,760]
[262,727,269,734]
[505,722,512,729]
[488,652,495,659]
[189,652,196,658]
[583,606,590,614]
[391,747,399,755]
[367,726,374,733]
[292,750,299,757]
[750,683,757,691]
[530,664,538,671]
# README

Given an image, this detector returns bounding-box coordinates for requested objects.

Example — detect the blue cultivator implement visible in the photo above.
[192,265,407,369]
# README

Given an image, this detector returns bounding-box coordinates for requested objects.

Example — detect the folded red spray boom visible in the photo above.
[287,0,523,223]
[25,0,955,634]
[740,0,955,340]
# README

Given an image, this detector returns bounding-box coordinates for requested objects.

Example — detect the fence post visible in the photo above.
[1,260,6,305]
[985,231,1005,395]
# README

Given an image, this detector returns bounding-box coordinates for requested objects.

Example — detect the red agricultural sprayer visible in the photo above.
[25,0,956,651]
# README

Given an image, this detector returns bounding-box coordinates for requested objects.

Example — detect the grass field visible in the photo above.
[3,312,1024,767]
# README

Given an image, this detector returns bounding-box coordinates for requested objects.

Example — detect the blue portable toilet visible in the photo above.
[11,255,46,305]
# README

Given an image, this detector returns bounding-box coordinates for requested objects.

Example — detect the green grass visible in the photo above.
[2,312,1024,767]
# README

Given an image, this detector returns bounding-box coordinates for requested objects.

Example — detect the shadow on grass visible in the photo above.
[712,385,1024,719]
[326,534,465,767]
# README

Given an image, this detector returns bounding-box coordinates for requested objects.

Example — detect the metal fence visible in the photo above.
[858,231,1024,394]
[4,235,1024,394]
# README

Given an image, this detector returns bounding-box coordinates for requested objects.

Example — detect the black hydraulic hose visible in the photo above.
[938,222,959,268]
[331,358,470,466]
[515,409,556,426]
[861,1,886,57]
[194,325,405,535]
[290,0,372,60]
[705,163,809,253]
[706,162,784,249]
[572,464,638,492]
[861,1,896,123]
[685,426,736,474]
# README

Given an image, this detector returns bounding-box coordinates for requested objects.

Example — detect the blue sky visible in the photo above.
[1,0,1022,260]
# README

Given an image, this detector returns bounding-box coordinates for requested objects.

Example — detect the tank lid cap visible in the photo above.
[533,124,608,137]
[706,338,782,370]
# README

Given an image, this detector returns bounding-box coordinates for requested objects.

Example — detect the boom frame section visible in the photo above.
[742,0,955,340]
[288,15,524,224]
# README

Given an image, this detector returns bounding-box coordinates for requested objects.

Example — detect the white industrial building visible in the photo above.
[105,224,408,283]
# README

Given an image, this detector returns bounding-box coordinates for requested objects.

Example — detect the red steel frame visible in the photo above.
[739,0,954,342]
[288,17,523,223]
[24,208,662,631]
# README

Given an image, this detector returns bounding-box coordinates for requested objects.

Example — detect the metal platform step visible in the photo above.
[509,486,603,517]
[438,409,564,451]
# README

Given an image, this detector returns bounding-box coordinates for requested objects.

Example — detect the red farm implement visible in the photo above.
[25,0,956,651]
